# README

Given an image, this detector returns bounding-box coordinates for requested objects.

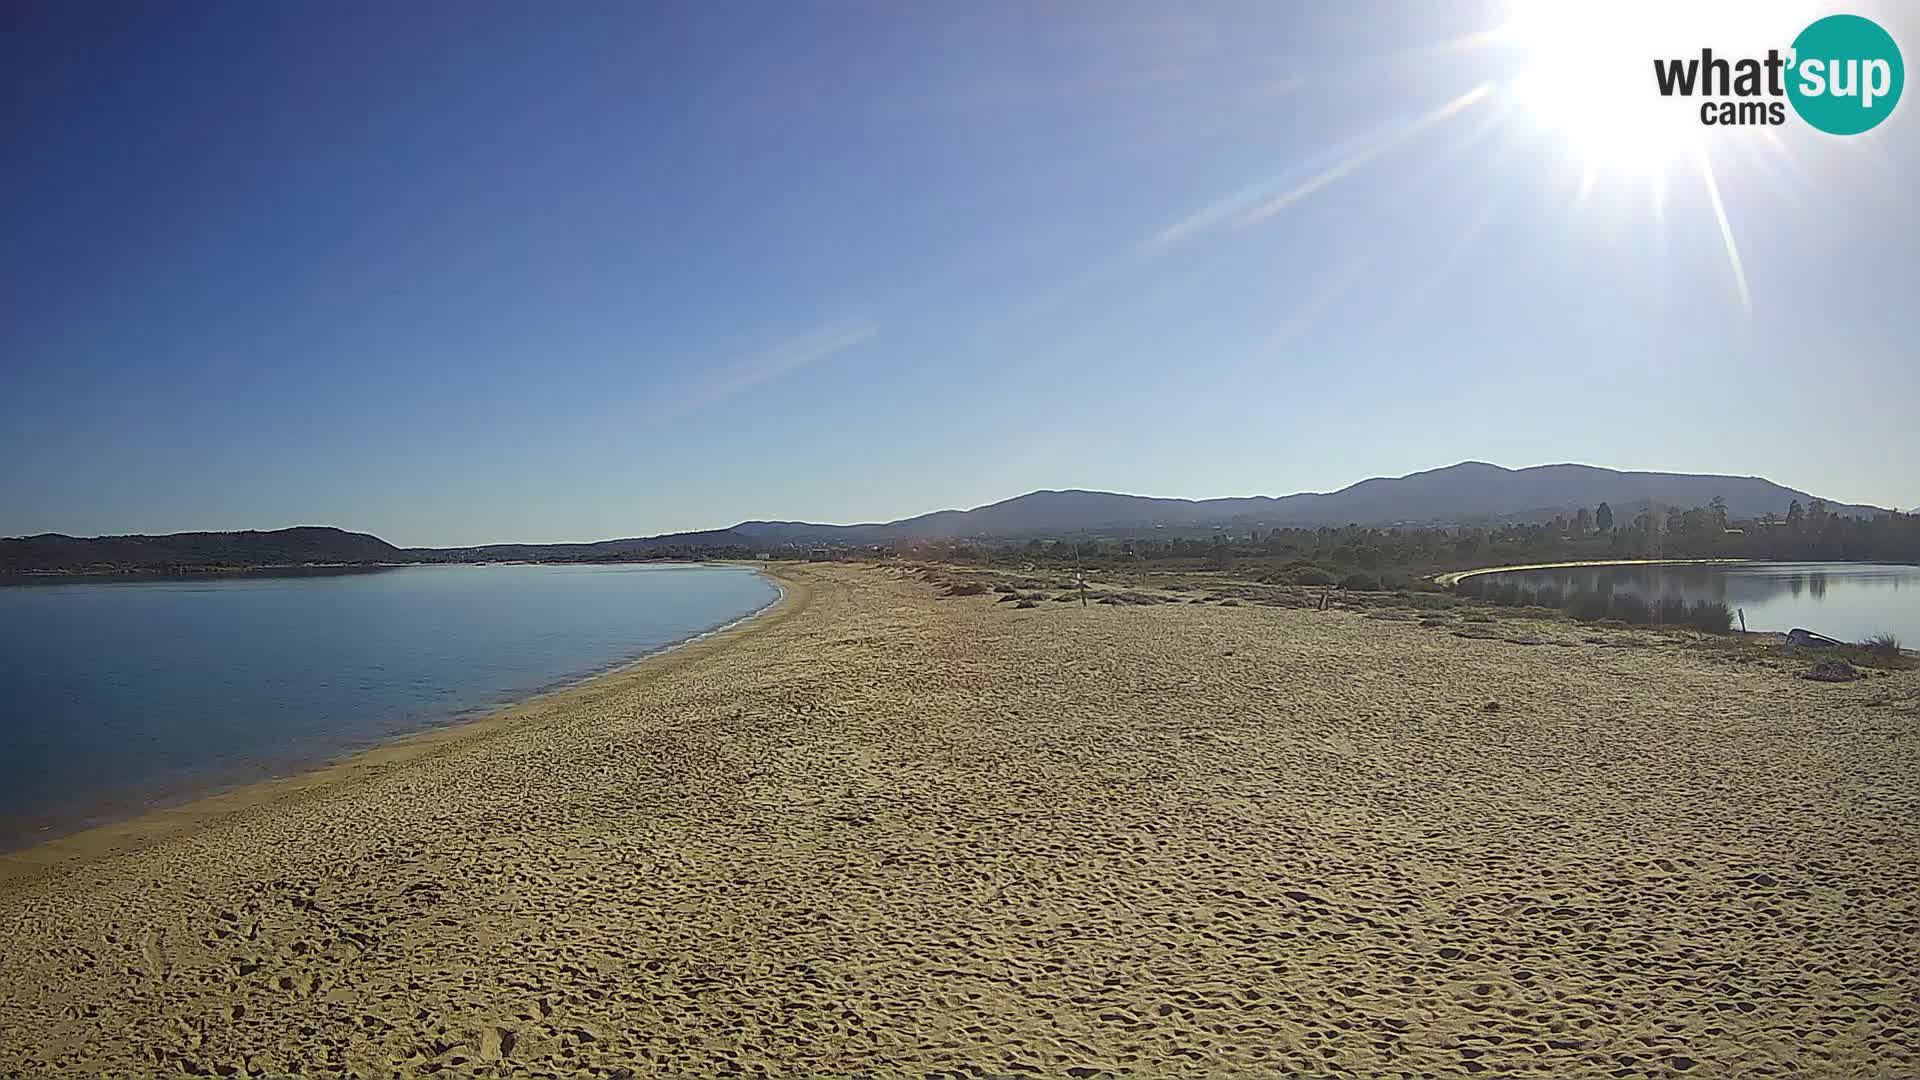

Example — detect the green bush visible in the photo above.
[1687,601,1733,633]
[1291,567,1336,586]
[1865,632,1902,656]
[1340,572,1382,591]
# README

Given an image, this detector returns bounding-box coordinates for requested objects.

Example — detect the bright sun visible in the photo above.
[1500,1,1812,179]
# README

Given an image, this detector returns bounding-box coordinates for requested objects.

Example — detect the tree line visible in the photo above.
[912,499,1918,579]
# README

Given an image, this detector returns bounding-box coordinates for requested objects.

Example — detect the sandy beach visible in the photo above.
[2,563,1916,1078]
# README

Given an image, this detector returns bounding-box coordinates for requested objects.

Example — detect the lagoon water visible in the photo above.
[1481,561,1919,642]
[0,563,777,849]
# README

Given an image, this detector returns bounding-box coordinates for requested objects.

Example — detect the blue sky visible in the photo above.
[3,1,1914,545]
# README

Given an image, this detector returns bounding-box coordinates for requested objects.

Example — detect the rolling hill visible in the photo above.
[1,463,1889,572]
[0,527,407,573]
[714,462,1884,545]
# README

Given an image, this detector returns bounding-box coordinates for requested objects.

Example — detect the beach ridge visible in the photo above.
[1,563,1914,1077]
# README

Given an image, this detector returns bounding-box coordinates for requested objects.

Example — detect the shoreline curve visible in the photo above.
[0,564,807,884]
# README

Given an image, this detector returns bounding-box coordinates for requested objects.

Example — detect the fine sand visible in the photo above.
[2,564,1916,1078]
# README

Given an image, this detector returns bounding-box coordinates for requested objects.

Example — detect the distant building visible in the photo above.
[807,547,831,562]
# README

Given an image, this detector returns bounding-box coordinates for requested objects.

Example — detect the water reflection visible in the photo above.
[1480,561,1920,641]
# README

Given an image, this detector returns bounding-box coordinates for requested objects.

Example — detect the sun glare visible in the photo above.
[1500,1,1812,179]
[1150,1,1833,317]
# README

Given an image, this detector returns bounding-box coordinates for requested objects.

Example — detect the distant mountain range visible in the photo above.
[1,462,1890,572]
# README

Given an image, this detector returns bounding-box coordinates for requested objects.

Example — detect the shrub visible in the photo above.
[1340,572,1382,591]
[1609,593,1653,625]
[1567,591,1611,622]
[1687,601,1734,633]
[1291,567,1336,586]
[944,582,988,597]
[1865,632,1903,657]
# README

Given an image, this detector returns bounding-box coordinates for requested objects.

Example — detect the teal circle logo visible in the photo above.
[1788,14,1903,135]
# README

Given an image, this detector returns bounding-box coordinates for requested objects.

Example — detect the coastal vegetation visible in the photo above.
[916,498,1920,586]
[914,562,1915,676]
[1867,632,1905,657]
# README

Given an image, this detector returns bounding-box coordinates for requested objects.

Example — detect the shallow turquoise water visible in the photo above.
[0,563,777,848]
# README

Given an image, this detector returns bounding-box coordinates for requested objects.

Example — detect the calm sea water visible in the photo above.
[1481,561,1919,642]
[0,563,777,849]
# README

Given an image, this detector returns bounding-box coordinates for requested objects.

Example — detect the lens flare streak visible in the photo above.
[1235,83,1496,228]
[1692,145,1752,317]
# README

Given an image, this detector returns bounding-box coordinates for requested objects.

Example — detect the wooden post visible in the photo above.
[1739,608,1747,633]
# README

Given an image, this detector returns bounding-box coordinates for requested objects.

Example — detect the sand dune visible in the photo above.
[2,564,1916,1078]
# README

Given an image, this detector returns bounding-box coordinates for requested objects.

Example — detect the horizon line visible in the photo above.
[3,459,1893,550]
